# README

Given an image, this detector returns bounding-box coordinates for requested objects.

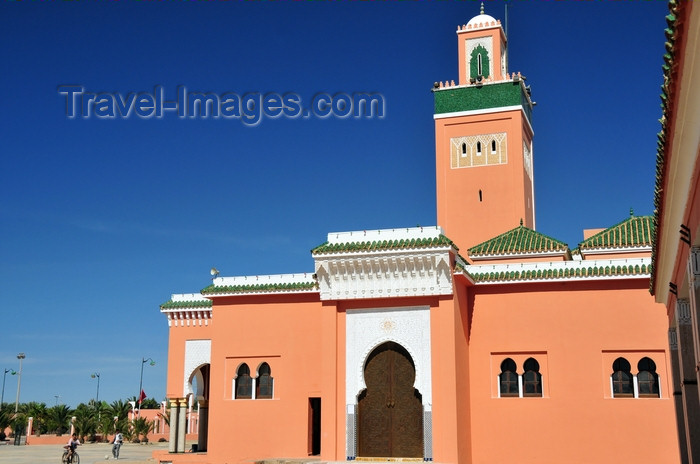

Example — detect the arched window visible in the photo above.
[522,358,542,397]
[611,357,633,398]
[461,142,467,155]
[235,363,252,399]
[491,139,497,153]
[256,362,274,399]
[476,141,482,156]
[477,53,483,76]
[637,357,660,398]
[499,358,519,397]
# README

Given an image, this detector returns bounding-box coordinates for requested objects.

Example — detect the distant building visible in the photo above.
[651,0,700,462]
[156,5,680,464]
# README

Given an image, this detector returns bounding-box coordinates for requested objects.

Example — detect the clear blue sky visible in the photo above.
[0,0,668,408]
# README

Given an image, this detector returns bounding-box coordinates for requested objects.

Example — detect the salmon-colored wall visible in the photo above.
[467,279,679,464]
[436,110,533,249]
[166,323,213,399]
[204,294,327,464]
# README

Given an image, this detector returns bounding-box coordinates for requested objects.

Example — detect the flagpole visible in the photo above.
[138,357,155,417]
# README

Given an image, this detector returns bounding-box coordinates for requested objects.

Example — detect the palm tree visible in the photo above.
[131,417,153,443]
[46,404,73,435]
[73,405,97,442]
[25,402,47,435]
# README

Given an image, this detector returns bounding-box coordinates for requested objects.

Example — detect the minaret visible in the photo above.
[433,4,536,250]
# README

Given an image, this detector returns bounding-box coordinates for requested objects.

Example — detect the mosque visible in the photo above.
[155,5,686,464]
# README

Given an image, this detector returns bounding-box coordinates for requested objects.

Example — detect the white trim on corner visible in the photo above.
[581,246,652,256]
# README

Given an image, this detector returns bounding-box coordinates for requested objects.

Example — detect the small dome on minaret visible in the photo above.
[466,2,497,28]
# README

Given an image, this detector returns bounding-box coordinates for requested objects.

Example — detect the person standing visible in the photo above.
[112,430,123,459]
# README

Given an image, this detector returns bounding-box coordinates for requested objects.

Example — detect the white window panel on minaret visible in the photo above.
[523,141,533,180]
[451,133,507,168]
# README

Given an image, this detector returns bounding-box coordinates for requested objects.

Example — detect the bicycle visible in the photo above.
[61,449,80,464]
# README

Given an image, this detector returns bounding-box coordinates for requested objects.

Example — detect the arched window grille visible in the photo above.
[637,357,660,398]
[611,358,633,398]
[235,363,252,399]
[499,358,519,397]
[522,358,542,397]
[256,362,274,399]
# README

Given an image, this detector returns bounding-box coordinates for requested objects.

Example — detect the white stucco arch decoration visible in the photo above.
[183,339,211,397]
[466,36,494,78]
[346,306,432,407]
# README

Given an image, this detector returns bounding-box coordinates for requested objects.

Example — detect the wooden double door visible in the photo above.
[358,342,424,458]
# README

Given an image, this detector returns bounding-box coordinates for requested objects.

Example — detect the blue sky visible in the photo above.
[0,0,668,408]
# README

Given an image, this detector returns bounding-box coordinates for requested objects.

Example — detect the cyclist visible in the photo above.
[63,433,80,462]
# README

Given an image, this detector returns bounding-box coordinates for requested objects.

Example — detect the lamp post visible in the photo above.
[1,368,16,410]
[91,373,101,403]
[15,353,25,413]
[138,358,155,417]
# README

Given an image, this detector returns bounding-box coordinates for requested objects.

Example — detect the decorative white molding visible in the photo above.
[207,273,317,297]
[314,227,454,301]
[581,246,652,256]
[183,340,211,397]
[315,252,453,300]
[345,306,432,407]
[676,299,692,326]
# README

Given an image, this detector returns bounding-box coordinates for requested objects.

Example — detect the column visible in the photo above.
[168,398,179,453]
[670,328,690,464]
[688,248,700,389]
[197,399,208,452]
[177,398,187,453]
[676,299,700,463]
[26,417,33,437]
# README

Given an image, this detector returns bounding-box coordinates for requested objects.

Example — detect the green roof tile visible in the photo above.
[160,299,212,310]
[468,223,568,256]
[468,263,649,283]
[201,281,317,295]
[311,235,457,255]
[579,215,654,250]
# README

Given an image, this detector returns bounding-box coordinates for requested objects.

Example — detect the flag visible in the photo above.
[138,389,147,404]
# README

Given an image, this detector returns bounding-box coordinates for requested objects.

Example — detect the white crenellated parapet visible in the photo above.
[313,226,456,301]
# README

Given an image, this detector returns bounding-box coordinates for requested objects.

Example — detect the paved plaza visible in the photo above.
[0,442,170,464]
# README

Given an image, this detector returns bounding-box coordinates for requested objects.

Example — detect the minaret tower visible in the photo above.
[433,4,536,250]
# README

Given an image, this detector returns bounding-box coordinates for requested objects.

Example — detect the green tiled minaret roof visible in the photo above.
[312,235,457,255]
[468,222,569,256]
[433,81,533,124]
[160,299,212,310]
[579,214,654,250]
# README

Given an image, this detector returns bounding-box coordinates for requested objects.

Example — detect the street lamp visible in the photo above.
[15,353,25,413]
[138,358,155,416]
[91,373,101,403]
[1,368,16,410]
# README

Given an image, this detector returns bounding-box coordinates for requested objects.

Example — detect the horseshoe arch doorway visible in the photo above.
[357,341,423,458]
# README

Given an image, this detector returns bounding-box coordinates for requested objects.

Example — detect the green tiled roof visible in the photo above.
[469,263,650,283]
[578,214,654,250]
[160,299,212,310]
[651,0,683,295]
[311,235,457,255]
[201,281,317,295]
[468,223,568,256]
[433,81,533,124]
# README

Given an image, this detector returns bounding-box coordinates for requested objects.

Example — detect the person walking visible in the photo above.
[112,430,123,459]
